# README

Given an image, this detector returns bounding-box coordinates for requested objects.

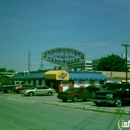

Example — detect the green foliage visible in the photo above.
[54,66,58,70]
[7,69,15,72]
[0,68,6,72]
[0,75,10,84]
[53,66,63,70]
[0,68,15,72]
[95,54,127,72]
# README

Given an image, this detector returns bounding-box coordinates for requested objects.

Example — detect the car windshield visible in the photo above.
[30,86,37,89]
[105,84,122,90]
[65,88,76,92]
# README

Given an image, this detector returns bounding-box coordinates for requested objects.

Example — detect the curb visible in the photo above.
[43,101,130,115]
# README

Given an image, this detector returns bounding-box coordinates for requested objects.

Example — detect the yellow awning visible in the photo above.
[45,70,69,80]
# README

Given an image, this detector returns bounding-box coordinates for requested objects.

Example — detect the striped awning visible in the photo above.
[69,71,108,81]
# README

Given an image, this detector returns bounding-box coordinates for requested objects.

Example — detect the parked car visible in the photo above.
[57,87,99,102]
[21,85,56,96]
[93,83,130,107]
[1,81,24,93]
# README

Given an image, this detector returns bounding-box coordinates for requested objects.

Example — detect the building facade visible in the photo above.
[10,70,108,92]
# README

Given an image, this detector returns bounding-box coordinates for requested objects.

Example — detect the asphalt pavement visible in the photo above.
[43,94,130,116]
[0,92,130,115]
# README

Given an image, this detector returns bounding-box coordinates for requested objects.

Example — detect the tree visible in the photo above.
[0,75,10,83]
[0,68,6,72]
[0,68,15,72]
[54,66,58,70]
[7,69,15,72]
[95,54,127,72]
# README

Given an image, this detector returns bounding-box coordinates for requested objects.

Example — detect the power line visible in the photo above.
[1,28,130,71]
[68,29,130,48]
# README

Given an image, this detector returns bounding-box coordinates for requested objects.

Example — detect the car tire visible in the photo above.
[114,97,122,107]
[28,92,34,96]
[3,90,7,93]
[62,99,67,102]
[47,92,52,96]
[83,99,87,101]
[72,96,78,102]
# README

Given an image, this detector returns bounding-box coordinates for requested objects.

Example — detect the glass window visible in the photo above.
[42,86,49,89]
[28,80,31,84]
[39,79,42,85]
[106,84,122,90]
[65,88,76,92]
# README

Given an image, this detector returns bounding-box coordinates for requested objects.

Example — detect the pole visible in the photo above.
[28,51,30,71]
[126,45,128,83]
[122,44,130,83]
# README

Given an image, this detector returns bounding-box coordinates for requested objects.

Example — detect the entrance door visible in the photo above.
[63,86,68,91]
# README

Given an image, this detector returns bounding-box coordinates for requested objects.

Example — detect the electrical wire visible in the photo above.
[1,28,130,71]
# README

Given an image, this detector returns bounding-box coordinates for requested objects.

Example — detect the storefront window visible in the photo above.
[77,80,85,85]
[89,80,95,85]
[28,80,31,84]
[39,79,42,85]
[99,80,104,86]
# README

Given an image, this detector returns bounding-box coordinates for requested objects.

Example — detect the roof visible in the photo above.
[10,73,25,79]
[10,71,108,81]
[68,71,108,81]
[26,72,45,79]
[10,72,45,80]
[45,70,66,75]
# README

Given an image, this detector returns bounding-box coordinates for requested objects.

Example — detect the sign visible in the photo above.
[118,118,130,130]
[58,73,67,80]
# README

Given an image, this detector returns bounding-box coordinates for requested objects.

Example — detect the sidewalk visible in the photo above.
[43,100,130,115]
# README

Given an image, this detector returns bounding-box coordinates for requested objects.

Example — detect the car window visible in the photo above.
[105,84,122,90]
[65,88,76,92]
[37,86,43,89]
[122,84,130,91]
[76,88,84,92]
[30,86,37,89]
[42,87,49,89]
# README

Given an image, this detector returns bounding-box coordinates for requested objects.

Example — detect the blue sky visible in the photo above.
[0,0,130,72]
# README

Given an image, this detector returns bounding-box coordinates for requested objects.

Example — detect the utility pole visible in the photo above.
[122,44,130,83]
[28,51,30,71]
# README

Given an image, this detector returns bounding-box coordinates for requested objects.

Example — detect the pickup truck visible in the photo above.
[93,83,130,107]
[1,81,24,93]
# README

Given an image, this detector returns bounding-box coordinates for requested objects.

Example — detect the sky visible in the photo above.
[1,0,130,72]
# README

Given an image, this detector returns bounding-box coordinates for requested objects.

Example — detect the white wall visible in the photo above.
[74,80,101,88]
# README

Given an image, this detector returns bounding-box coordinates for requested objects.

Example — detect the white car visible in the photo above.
[21,85,56,96]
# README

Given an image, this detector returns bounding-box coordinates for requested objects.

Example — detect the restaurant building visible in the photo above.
[10,70,108,92]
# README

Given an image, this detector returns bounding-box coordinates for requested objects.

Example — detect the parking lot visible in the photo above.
[0,92,130,115]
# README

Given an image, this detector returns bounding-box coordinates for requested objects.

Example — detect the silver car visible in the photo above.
[21,85,56,96]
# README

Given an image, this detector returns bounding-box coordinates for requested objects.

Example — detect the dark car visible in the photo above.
[57,87,98,102]
[93,83,130,107]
